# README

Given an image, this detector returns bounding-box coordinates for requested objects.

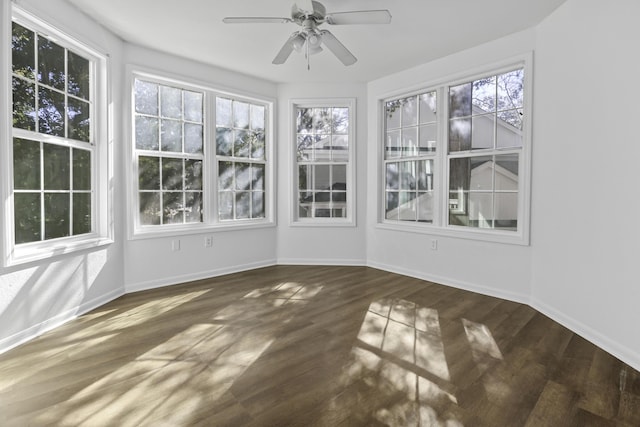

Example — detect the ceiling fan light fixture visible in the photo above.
[292,33,307,52]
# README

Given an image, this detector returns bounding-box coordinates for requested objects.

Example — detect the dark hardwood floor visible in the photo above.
[0,265,638,426]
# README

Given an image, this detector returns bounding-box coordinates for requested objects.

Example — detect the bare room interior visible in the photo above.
[1,0,639,425]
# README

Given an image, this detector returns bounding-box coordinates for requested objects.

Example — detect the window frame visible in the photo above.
[290,98,357,227]
[127,67,275,240]
[2,6,112,267]
[377,55,532,245]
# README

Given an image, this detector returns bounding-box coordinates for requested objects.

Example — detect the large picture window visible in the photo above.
[6,8,110,265]
[294,100,354,223]
[130,72,273,236]
[380,59,530,244]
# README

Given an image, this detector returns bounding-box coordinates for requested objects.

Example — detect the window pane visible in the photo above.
[38,37,65,90]
[234,129,250,157]
[497,69,524,110]
[236,192,250,219]
[135,116,159,150]
[252,164,265,191]
[449,83,472,118]
[416,192,433,223]
[314,165,330,190]
[14,193,41,243]
[13,138,40,190]
[332,135,348,162]
[401,127,418,157]
[43,144,70,190]
[44,193,70,239]
[419,92,437,124]
[385,192,399,219]
[417,160,434,191]
[73,193,91,235]
[12,22,35,79]
[386,130,401,159]
[233,101,250,129]
[332,165,347,191]
[184,90,203,122]
[163,191,183,224]
[216,98,232,127]
[138,156,160,190]
[469,156,494,191]
[38,86,65,137]
[184,123,203,154]
[161,86,181,119]
[251,104,265,131]
[235,162,251,190]
[68,51,90,100]
[419,124,436,153]
[162,158,183,191]
[219,191,233,220]
[252,192,265,218]
[495,155,519,190]
[297,135,312,161]
[400,161,416,190]
[313,108,331,134]
[497,109,524,148]
[297,108,313,134]
[386,163,399,190]
[448,118,471,152]
[12,77,36,131]
[135,80,158,115]
[139,192,161,225]
[332,107,348,134]
[472,76,496,113]
[299,165,310,190]
[401,96,418,127]
[185,192,202,223]
[494,192,518,230]
[449,157,471,191]
[471,114,495,150]
[218,161,234,190]
[185,159,202,190]
[73,149,91,191]
[161,119,182,152]
[216,128,232,156]
[468,192,493,228]
[68,97,90,142]
[386,100,401,129]
[251,130,265,160]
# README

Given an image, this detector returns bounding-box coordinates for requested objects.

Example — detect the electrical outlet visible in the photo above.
[171,239,181,251]
[430,239,438,251]
[204,236,213,248]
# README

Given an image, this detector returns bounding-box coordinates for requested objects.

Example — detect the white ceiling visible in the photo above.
[65,0,567,84]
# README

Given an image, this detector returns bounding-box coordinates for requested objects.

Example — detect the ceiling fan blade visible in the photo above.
[223,17,292,24]
[319,30,357,66]
[272,34,298,65]
[326,10,392,25]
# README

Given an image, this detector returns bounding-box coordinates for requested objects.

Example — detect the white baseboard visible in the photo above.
[0,287,124,356]
[531,297,640,372]
[277,257,367,266]
[125,259,278,293]
[367,260,530,305]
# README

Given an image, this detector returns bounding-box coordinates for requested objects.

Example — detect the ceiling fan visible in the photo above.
[222,1,392,69]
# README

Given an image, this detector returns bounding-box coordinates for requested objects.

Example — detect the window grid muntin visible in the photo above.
[296,105,350,220]
[383,91,437,224]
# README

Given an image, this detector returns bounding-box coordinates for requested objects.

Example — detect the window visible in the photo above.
[448,69,524,231]
[293,100,355,223]
[216,97,266,221]
[130,72,272,236]
[134,79,204,226]
[384,91,437,223]
[5,8,110,265]
[380,59,530,244]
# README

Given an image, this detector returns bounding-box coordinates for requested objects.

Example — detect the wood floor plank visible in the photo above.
[0,265,638,426]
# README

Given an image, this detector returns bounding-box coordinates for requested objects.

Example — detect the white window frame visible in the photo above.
[126,67,275,239]
[377,54,532,245]
[2,5,112,267]
[290,98,356,227]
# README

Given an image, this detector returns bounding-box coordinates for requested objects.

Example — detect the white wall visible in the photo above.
[276,83,368,265]
[0,0,126,352]
[122,45,279,292]
[531,0,640,368]
[366,30,537,303]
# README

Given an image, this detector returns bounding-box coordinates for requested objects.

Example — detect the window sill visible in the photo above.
[376,221,529,246]
[290,218,356,228]
[6,235,114,267]
[129,219,276,241]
